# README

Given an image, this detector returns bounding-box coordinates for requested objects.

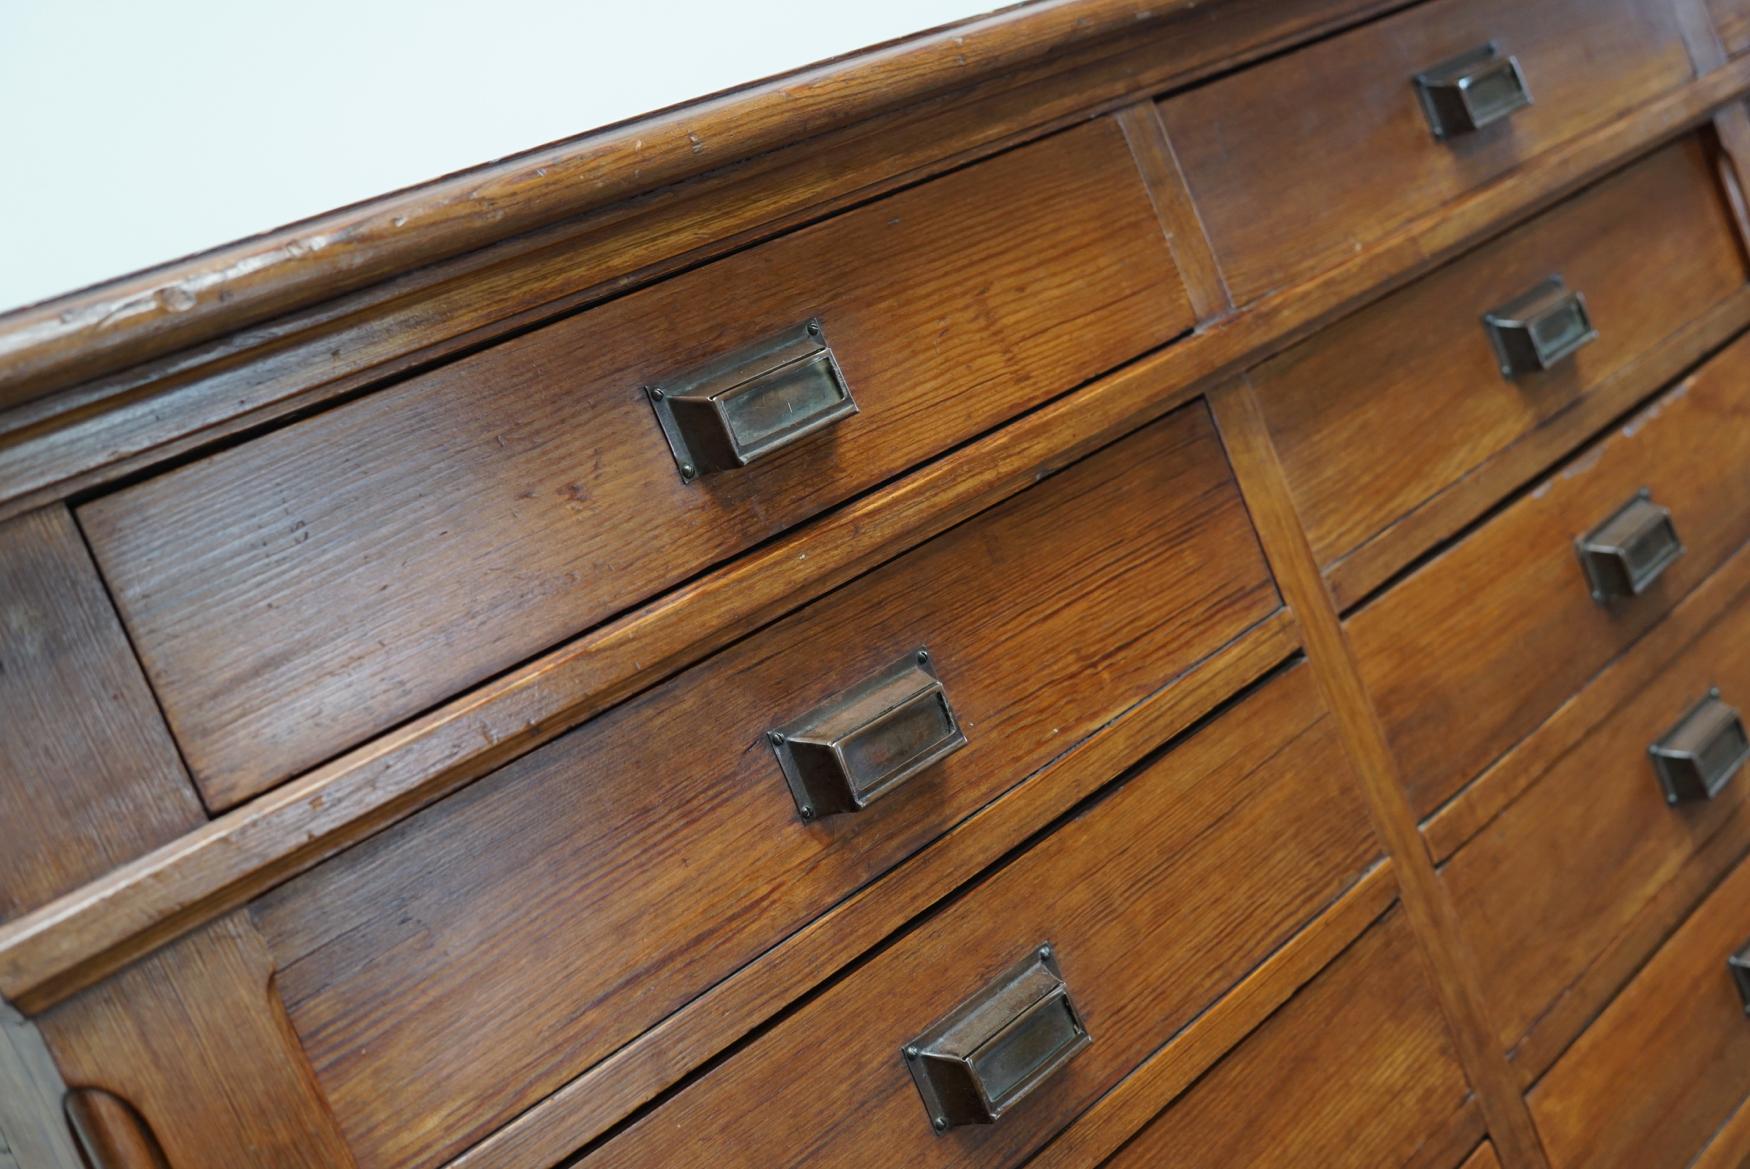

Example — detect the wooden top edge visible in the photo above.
[0,0,1189,410]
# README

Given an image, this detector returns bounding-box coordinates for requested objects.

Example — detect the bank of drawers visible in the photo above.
[12,0,1750,1167]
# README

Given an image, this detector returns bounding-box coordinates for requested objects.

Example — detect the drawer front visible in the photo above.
[581,665,1377,1169]
[1443,584,1750,1062]
[1255,135,1745,587]
[253,404,1280,1169]
[1103,911,1472,1169]
[1350,335,1750,818]
[1158,0,1693,306]
[1529,854,1750,1169]
[80,116,1194,808]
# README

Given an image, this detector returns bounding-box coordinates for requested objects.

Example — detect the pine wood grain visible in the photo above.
[1102,910,1475,1169]
[1253,134,1746,603]
[1023,860,1399,1169]
[1350,341,1750,819]
[583,665,1378,1169]
[447,611,1299,1169]
[80,117,1191,809]
[0,506,203,923]
[1441,560,1750,1070]
[1160,0,1695,306]
[1463,1144,1503,1169]
[1210,377,1552,1168]
[1528,855,1750,1169]
[254,405,1276,1169]
[11,39,1750,1034]
[36,912,353,1169]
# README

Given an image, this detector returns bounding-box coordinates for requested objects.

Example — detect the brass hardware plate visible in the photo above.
[1576,489,1683,603]
[646,318,857,480]
[769,648,966,821]
[902,944,1091,1133]
[1650,689,1750,804]
[1416,43,1532,138]
[1484,276,1598,378]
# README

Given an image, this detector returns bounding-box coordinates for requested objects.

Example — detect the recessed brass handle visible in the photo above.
[1416,43,1532,138]
[646,318,858,481]
[1576,489,1683,603]
[903,944,1091,1133]
[1731,943,1750,1013]
[769,648,966,821]
[1484,277,1597,378]
[1650,689,1750,805]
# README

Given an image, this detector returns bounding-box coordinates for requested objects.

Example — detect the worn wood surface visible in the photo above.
[1528,854,1750,1169]
[449,612,1298,1169]
[0,0,1408,521]
[0,0,1409,415]
[1350,341,1750,819]
[584,665,1377,1169]
[35,912,353,1169]
[1115,101,1232,324]
[1254,134,1746,602]
[1160,0,1694,306]
[81,117,1190,809]
[10,39,1745,1027]
[1441,557,1750,1073]
[0,506,204,923]
[1024,861,1398,1169]
[1210,378,1552,1167]
[253,405,1276,1169]
[1689,1091,1750,1169]
[1102,911,1475,1169]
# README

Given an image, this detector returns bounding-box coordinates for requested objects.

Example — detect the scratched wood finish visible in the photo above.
[35,912,353,1169]
[1102,911,1473,1169]
[0,506,204,923]
[1349,339,1750,819]
[252,405,1277,1169]
[1441,568,1750,1074]
[1159,0,1695,307]
[80,116,1190,809]
[1253,134,1746,601]
[1527,854,1750,1169]
[1714,0,1750,57]
[583,665,1376,1169]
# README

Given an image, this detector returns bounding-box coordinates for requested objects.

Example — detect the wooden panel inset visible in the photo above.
[1160,0,1694,305]
[37,912,353,1169]
[254,404,1277,1169]
[80,115,1193,808]
[0,506,203,923]
[1350,337,1750,818]
[580,665,1377,1169]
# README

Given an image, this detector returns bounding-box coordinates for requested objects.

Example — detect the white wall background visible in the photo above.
[0,0,994,314]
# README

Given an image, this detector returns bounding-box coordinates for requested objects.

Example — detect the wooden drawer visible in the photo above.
[1158,0,1693,306]
[1349,334,1750,819]
[1102,910,1474,1169]
[1254,134,1746,604]
[578,665,1377,1169]
[78,115,1194,808]
[1441,572,1750,1074]
[1528,853,1750,1169]
[252,404,1280,1169]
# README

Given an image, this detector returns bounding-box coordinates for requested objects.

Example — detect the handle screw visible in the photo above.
[799,805,815,822]
[904,1046,920,1060]
[917,650,930,664]
[678,463,697,481]
[647,386,664,400]
[933,1117,948,1132]
[768,731,785,746]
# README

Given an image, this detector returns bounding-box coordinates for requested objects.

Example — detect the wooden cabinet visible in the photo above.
[4,1,1750,1168]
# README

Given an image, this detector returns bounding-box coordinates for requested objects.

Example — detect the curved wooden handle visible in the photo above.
[65,1089,169,1169]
